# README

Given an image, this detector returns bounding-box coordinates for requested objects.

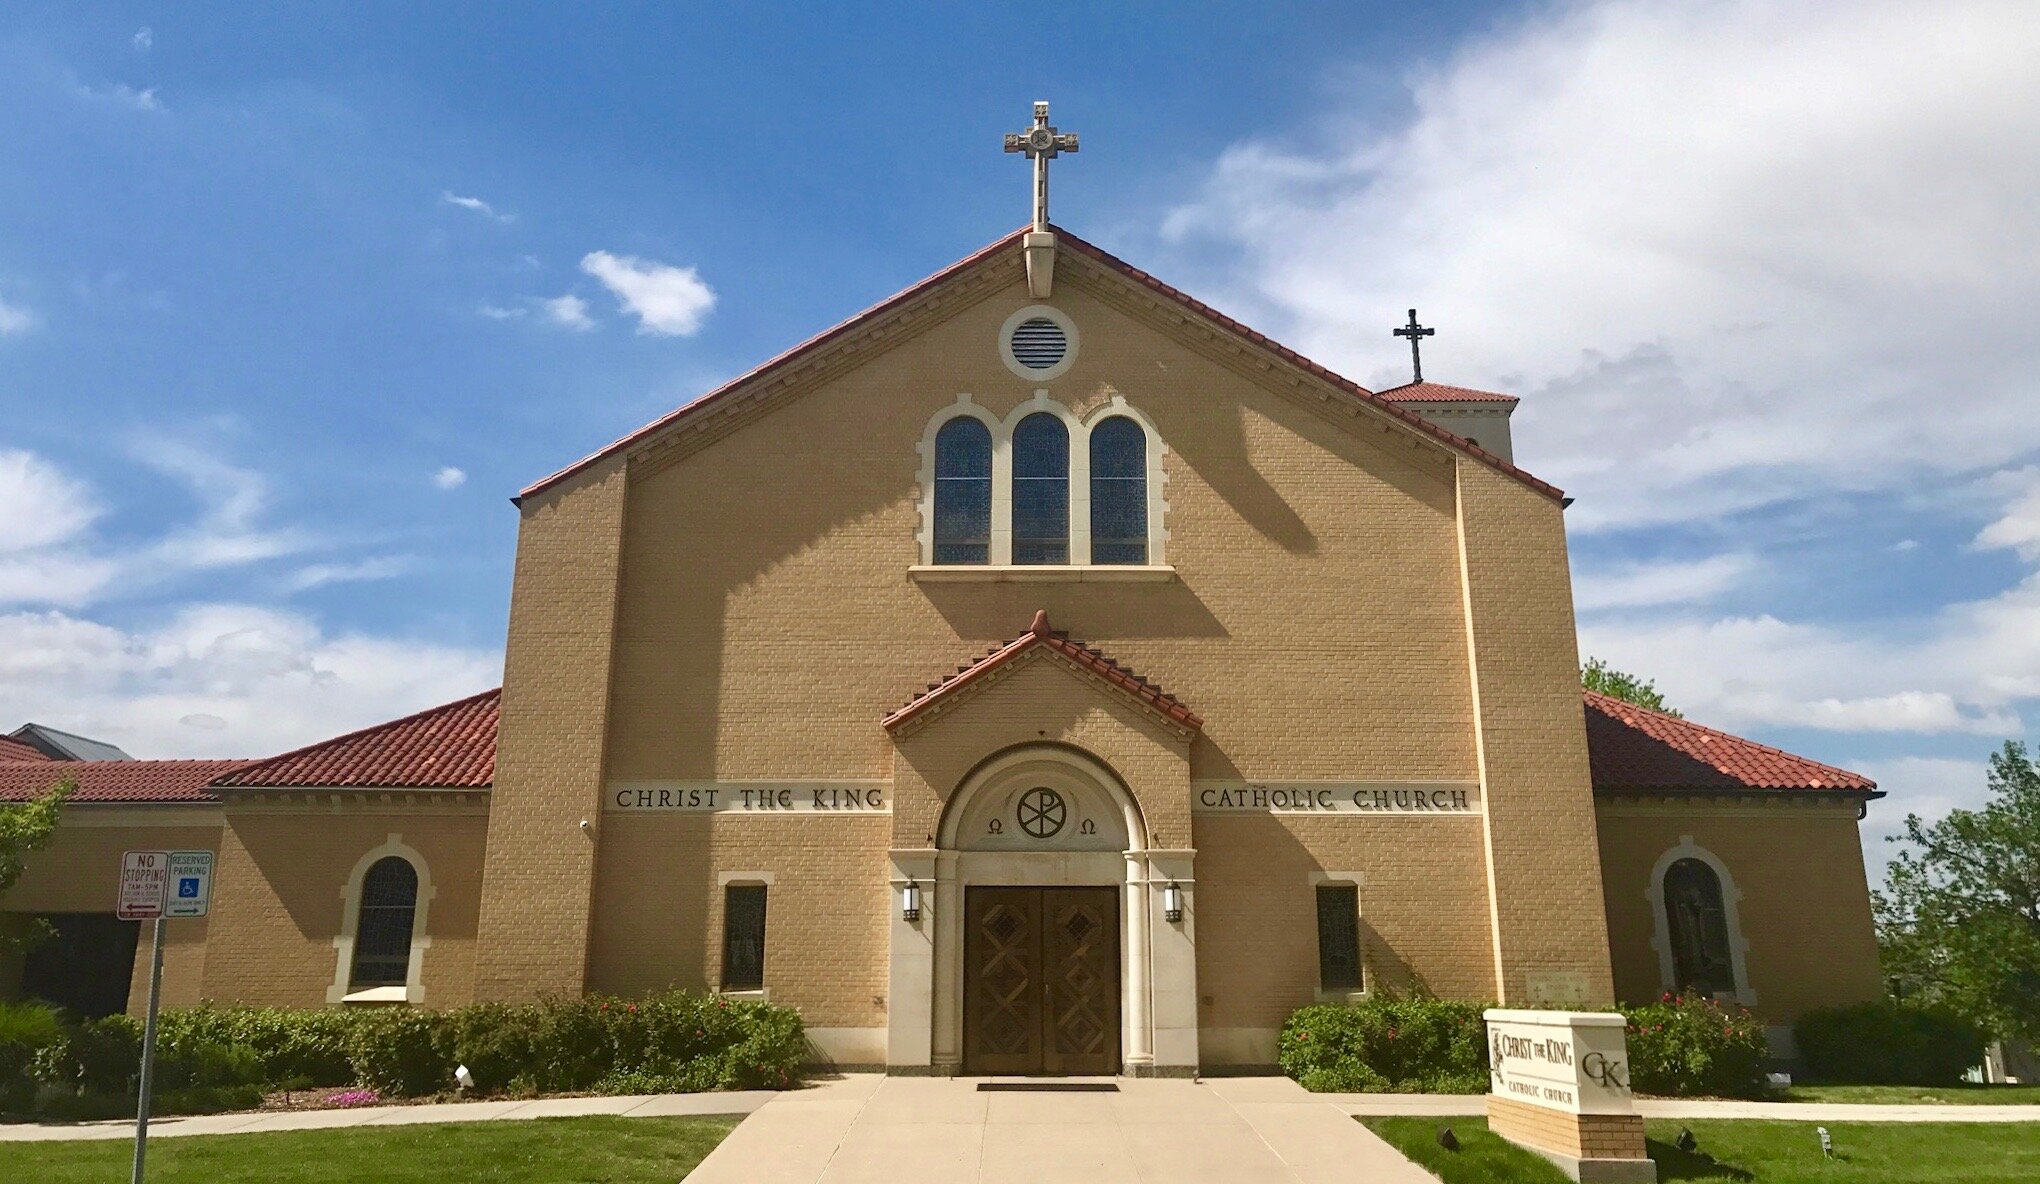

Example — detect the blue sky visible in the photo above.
[4,2,2038,875]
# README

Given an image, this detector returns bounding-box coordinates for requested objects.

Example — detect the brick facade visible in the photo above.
[0,232,1884,1076]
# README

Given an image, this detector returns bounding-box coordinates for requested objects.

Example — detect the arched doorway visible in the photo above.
[932,745,1152,1075]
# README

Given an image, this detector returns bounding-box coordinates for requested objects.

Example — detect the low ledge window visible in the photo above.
[349,856,419,991]
[1316,884,1363,992]
[908,564,1175,583]
[721,883,769,992]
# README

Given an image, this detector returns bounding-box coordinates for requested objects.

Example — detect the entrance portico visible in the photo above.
[882,613,1202,1077]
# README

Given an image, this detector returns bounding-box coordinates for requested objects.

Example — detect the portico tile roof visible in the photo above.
[884,611,1203,734]
[214,688,500,789]
[0,735,51,762]
[1375,381,1521,405]
[1584,690,1877,794]
[0,760,245,804]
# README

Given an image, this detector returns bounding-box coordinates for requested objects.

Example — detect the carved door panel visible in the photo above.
[964,886,1120,1075]
[964,888,1041,1074]
[1042,888,1121,1074]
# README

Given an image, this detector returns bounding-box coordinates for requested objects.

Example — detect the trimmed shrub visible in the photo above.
[347,1006,449,1097]
[9,989,805,1112]
[1623,995,1768,1098]
[1280,998,1490,1093]
[158,1005,361,1086]
[0,999,66,1112]
[1796,1000,1987,1085]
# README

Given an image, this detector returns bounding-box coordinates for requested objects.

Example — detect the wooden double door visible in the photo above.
[963,886,1121,1075]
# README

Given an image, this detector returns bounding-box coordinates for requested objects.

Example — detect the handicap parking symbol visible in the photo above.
[178,877,200,898]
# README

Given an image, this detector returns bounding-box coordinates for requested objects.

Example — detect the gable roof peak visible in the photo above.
[518,225,1565,505]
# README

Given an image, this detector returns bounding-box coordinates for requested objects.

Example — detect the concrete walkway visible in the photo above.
[679,1074,1438,1184]
[0,1088,774,1143]
[1325,1091,2040,1123]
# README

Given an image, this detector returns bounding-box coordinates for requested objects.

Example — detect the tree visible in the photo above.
[0,777,73,953]
[1875,742,2040,1041]
[1581,657,1682,717]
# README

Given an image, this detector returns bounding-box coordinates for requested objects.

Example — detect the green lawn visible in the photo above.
[1363,1116,2040,1184]
[1783,1082,2040,1105]
[3,1115,738,1184]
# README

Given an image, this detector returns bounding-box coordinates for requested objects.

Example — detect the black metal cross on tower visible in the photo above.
[1393,309,1435,384]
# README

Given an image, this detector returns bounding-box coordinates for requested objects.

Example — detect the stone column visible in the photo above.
[885,848,939,1072]
[1146,848,1200,1075]
[1122,851,1154,1074]
[930,850,963,1074]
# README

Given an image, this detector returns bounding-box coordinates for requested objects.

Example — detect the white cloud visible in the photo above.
[441,191,513,224]
[0,449,101,553]
[476,303,525,320]
[0,605,499,758]
[132,27,152,53]
[130,439,304,570]
[1163,0,2040,533]
[77,82,162,112]
[542,293,594,331]
[1975,467,2040,560]
[1574,552,1755,612]
[579,251,715,336]
[284,557,410,593]
[0,296,35,335]
[433,466,467,490]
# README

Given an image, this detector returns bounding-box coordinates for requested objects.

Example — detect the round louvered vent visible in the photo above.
[1009,317,1068,370]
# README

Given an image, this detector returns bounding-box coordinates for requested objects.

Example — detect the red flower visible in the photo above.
[627,1004,638,1013]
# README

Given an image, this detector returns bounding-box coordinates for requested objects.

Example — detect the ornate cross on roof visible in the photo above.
[1004,101,1079,230]
[1393,308,1435,384]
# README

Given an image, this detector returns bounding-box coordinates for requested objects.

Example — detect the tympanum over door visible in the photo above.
[963,886,1121,1074]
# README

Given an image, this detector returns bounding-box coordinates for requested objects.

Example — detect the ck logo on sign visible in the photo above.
[1582,1050,1628,1091]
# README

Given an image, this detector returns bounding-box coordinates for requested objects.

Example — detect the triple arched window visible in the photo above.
[923,398,1163,568]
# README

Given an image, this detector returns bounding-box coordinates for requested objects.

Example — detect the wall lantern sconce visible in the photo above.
[901,881,922,922]
[1163,882,1183,923]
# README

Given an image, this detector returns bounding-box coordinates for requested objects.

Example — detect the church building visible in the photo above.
[2,106,1886,1075]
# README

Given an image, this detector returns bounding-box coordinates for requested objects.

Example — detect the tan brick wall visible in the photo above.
[503,246,1608,1019]
[0,811,223,1011]
[1193,815,1496,1038]
[1596,800,1883,1019]
[1455,462,1615,1003]
[474,457,630,1001]
[587,815,890,1031]
[1488,1096,1646,1161]
[201,809,487,1008]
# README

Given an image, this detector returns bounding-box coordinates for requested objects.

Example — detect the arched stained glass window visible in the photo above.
[350,857,419,988]
[1011,413,1069,565]
[1089,417,1148,565]
[933,417,992,564]
[1664,857,1736,997]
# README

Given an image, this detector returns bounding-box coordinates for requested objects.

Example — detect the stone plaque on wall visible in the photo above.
[607,781,890,813]
[1191,781,1481,815]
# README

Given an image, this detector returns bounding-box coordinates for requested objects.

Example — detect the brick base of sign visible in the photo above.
[1488,1097,1656,1183]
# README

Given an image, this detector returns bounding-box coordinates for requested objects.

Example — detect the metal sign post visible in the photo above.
[119,850,212,1184]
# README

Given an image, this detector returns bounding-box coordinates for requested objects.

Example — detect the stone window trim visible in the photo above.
[1309,871,1368,1002]
[914,392,1170,570]
[1645,836,1757,1006]
[328,835,436,1006]
[717,872,774,1001]
[998,304,1080,382]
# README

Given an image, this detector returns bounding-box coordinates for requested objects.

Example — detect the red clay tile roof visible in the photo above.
[884,611,1202,734]
[520,226,1563,504]
[0,760,244,804]
[214,689,500,789]
[1376,381,1520,405]
[1583,690,1877,794]
[0,735,51,762]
